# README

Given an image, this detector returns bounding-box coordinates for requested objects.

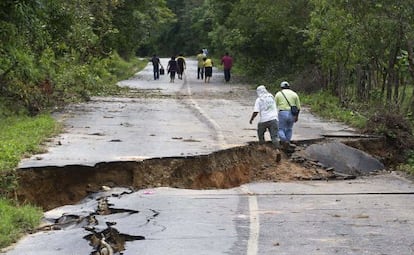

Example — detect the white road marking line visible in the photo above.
[183,78,226,149]
[241,186,259,255]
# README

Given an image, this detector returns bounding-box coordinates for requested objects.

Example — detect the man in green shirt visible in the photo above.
[274,81,301,152]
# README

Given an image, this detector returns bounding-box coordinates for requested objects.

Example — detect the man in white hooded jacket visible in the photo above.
[249,85,279,148]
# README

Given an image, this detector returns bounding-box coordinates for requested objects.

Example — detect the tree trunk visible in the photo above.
[405,39,414,115]
[386,42,399,104]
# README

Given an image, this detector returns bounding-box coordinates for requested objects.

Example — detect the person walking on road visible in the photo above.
[203,56,213,83]
[151,54,163,80]
[274,81,301,152]
[249,85,280,149]
[167,56,179,83]
[176,53,186,80]
[221,52,233,82]
[202,48,208,56]
[197,50,205,79]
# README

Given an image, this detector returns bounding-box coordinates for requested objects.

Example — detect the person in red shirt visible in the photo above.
[221,52,233,82]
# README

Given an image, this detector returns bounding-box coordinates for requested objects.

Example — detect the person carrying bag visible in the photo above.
[274,81,301,152]
[281,91,299,117]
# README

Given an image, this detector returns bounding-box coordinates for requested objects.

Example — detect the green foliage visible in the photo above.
[397,150,414,174]
[0,115,59,172]
[199,0,311,81]
[307,0,414,112]
[301,90,367,129]
[150,0,203,56]
[107,54,148,82]
[0,171,18,199]
[0,98,27,117]
[0,114,58,249]
[111,0,175,58]
[0,0,170,114]
[0,198,42,248]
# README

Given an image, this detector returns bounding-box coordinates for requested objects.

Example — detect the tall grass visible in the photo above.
[0,114,58,249]
[0,198,42,248]
[0,55,147,249]
[397,150,414,174]
[0,114,59,172]
[301,90,367,129]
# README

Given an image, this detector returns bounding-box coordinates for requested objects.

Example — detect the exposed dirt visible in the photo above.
[363,112,414,165]
[17,142,345,210]
[14,80,398,211]
[343,137,389,162]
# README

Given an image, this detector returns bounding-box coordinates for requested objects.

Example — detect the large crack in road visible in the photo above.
[17,138,384,211]
[7,59,398,255]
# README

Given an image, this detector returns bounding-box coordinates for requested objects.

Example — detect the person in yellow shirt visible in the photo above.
[274,81,301,152]
[203,57,213,83]
[196,50,204,79]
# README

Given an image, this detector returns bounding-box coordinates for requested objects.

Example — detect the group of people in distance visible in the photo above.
[196,50,233,83]
[196,49,213,83]
[151,49,233,83]
[150,54,186,83]
[151,51,299,155]
[250,82,301,155]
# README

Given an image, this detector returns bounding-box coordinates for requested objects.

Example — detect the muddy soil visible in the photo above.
[17,142,353,210]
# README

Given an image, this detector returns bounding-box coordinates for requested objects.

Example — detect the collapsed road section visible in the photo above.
[16,139,385,211]
[7,59,411,255]
[36,189,146,254]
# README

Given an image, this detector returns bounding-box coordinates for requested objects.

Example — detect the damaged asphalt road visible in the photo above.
[3,59,414,255]
[4,178,414,255]
[18,59,358,168]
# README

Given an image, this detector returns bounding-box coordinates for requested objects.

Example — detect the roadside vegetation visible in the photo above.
[0,198,42,248]
[0,114,58,248]
[2,0,414,250]
[0,58,145,248]
[0,1,151,246]
[397,152,414,175]
[301,91,368,129]
[0,55,145,248]
[0,115,58,173]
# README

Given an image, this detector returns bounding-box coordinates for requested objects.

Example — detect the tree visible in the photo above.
[0,0,176,114]
[307,0,414,114]
[109,0,175,59]
[210,0,311,80]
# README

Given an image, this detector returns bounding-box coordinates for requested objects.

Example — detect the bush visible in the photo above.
[365,112,414,165]
[0,198,42,248]
[397,150,414,174]
[301,90,367,129]
[0,114,59,173]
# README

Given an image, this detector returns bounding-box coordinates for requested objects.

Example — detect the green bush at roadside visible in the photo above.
[0,114,58,249]
[301,90,414,173]
[397,150,414,175]
[0,115,59,172]
[0,198,42,248]
[301,91,367,129]
[0,56,147,250]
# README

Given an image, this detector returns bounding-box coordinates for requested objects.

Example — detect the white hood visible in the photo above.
[256,85,272,99]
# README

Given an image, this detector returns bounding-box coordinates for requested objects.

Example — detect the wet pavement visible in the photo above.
[5,58,414,255]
